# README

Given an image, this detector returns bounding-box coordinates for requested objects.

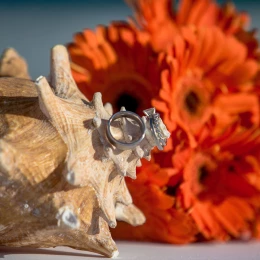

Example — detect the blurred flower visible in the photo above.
[68,0,260,244]
[111,159,198,243]
[179,127,260,240]
[68,22,163,114]
[152,26,259,145]
[127,0,250,51]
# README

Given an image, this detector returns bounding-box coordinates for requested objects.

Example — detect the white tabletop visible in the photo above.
[0,241,259,260]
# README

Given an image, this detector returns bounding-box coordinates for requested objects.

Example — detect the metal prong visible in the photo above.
[143,107,156,117]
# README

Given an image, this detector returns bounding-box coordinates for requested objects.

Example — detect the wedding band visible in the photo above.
[106,111,146,150]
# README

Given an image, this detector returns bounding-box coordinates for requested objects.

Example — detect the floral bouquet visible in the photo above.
[68,0,260,243]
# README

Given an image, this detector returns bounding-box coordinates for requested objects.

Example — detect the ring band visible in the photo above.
[106,111,146,150]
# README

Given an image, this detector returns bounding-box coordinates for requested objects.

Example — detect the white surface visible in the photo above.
[0,241,260,260]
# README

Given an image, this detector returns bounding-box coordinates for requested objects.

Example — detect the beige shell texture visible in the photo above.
[0,45,170,257]
[0,48,30,79]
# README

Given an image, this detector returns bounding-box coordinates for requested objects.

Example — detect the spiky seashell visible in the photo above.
[0,45,170,257]
[0,48,30,79]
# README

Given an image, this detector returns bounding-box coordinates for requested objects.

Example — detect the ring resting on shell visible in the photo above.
[106,109,168,151]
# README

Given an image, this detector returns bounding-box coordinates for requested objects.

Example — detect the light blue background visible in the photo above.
[0,0,259,78]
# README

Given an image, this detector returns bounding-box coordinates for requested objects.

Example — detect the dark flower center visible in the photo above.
[165,186,178,197]
[185,90,200,114]
[198,165,209,183]
[239,111,254,128]
[228,165,235,172]
[116,93,139,113]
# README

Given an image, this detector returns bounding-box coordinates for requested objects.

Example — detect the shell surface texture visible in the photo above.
[0,45,170,257]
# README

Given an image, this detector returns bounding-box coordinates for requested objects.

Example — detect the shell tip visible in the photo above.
[111,250,119,258]
[35,75,44,84]
[92,116,102,128]
[109,221,117,228]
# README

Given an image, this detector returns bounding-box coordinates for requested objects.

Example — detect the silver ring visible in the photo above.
[106,111,146,150]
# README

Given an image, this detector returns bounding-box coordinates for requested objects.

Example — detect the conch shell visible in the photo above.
[0,46,170,257]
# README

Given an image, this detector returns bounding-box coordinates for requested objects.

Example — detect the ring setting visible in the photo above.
[106,108,167,151]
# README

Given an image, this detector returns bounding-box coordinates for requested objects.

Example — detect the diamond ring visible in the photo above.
[143,108,167,150]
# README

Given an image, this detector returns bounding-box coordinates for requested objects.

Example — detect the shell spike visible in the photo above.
[35,76,59,120]
[136,159,142,167]
[92,92,103,110]
[50,45,85,102]
[89,221,119,258]
[104,102,113,115]
[117,179,133,205]
[115,203,146,226]
[0,47,30,79]
[92,115,102,128]
[100,201,117,228]
[126,167,136,179]
[134,146,144,158]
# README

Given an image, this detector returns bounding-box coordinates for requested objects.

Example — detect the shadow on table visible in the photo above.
[0,246,104,259]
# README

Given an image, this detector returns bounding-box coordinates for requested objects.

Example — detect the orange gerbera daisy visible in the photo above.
[69,0,260,245]
[68,22,163,115]
[179,127,260,240]
[152,26,259,146]
[128,0,250,51]
[111,159,198,243]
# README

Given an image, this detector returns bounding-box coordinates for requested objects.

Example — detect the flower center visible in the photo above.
[165,186,177,196]
[116,93,139,113]
[198,165,209,183]
[184,90,200,114]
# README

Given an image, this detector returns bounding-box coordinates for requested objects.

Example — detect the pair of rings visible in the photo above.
[106,108,166,150]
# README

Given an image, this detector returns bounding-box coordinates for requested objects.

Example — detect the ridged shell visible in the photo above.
[0,45,170,257]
